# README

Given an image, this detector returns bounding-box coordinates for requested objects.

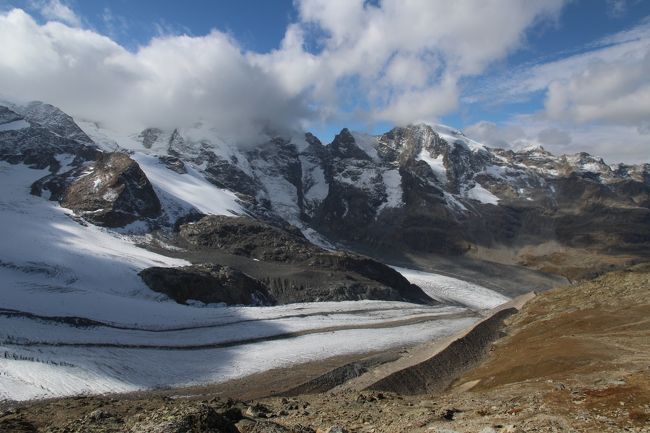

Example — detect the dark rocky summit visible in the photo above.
[0,104,98,171]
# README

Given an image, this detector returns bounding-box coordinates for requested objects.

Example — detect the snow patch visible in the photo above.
[465,183,500,205]
[350,132,380,161]
[392,266,510,310]
[433,124,486,152]
[418,149,447,183]
[378,169,403,211]
[132,154,242,217]
[0,119,30,131]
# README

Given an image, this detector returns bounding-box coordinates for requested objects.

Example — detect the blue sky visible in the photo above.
[0,0,649,161]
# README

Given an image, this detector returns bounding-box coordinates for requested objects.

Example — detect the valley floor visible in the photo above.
[2,264,647,433]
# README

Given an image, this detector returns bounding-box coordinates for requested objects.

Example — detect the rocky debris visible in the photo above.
[132,404,239,433]
[237,419,296,433]
[316,426,349,433]
[285,353,399,396]
[440,408,462,421]
[367,308,518,395]
[0,418,38,433]
[36,152,162,227]
[244,403,272,418]
[0,397,329,433]
[139,264,276,306]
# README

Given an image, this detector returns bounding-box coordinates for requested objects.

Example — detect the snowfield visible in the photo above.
[132,153,243,218]
[0,160,506,402]
[392,266,510,310]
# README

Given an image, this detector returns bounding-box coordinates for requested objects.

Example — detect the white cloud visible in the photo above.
[465,116,648,164]
[606,0,632,17]
[537,127,572,146]
[6,1,646,164]
[30,0,80,27]
[1,2,568,141]
[461,19,650,163]
[466,20,650,105]
[545,50,650,127]
[464,121,528,149]
[254,0,567,125]
[0,9,308,143]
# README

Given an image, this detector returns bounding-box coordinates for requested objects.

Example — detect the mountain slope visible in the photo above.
[75,115,650,280]
[0,100,648,402]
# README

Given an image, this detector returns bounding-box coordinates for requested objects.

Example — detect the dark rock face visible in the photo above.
[60,153,161,227]
[139,264,275,306]
[329,128,372,160]
[6,99,649,282]
[159,155,187,174]
[0,106,23,124]
[139,127,163,149]
[34,152,162,227]
[18,101,94,144]
[0,105,98,171]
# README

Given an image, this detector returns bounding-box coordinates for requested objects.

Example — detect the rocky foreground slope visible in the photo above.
[2,264,648,432]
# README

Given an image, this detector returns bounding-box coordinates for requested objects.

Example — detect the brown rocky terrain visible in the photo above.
[58,152,162,227]
[2,264,648,432]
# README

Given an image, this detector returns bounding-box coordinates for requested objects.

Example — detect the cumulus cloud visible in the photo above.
[0,1,569,141]
[465,116,648,164]
[30,0,80,27]
[0,9,308,142]
[254,0,567,125]
[462,20,650,163]
[465,20,650,106]
[464,121,528,148]
[545,50,650,128]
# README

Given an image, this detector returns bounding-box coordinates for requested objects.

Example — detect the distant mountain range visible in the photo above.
[2,100,647,282]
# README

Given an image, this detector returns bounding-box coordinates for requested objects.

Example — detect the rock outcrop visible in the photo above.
[36,152,162,227]
[139,264,275,306]
[177,215,434,305]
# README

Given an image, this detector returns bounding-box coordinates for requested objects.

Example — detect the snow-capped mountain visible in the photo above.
[77,109,650,271]
[3,101,649,277]
[0,100,648,400]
